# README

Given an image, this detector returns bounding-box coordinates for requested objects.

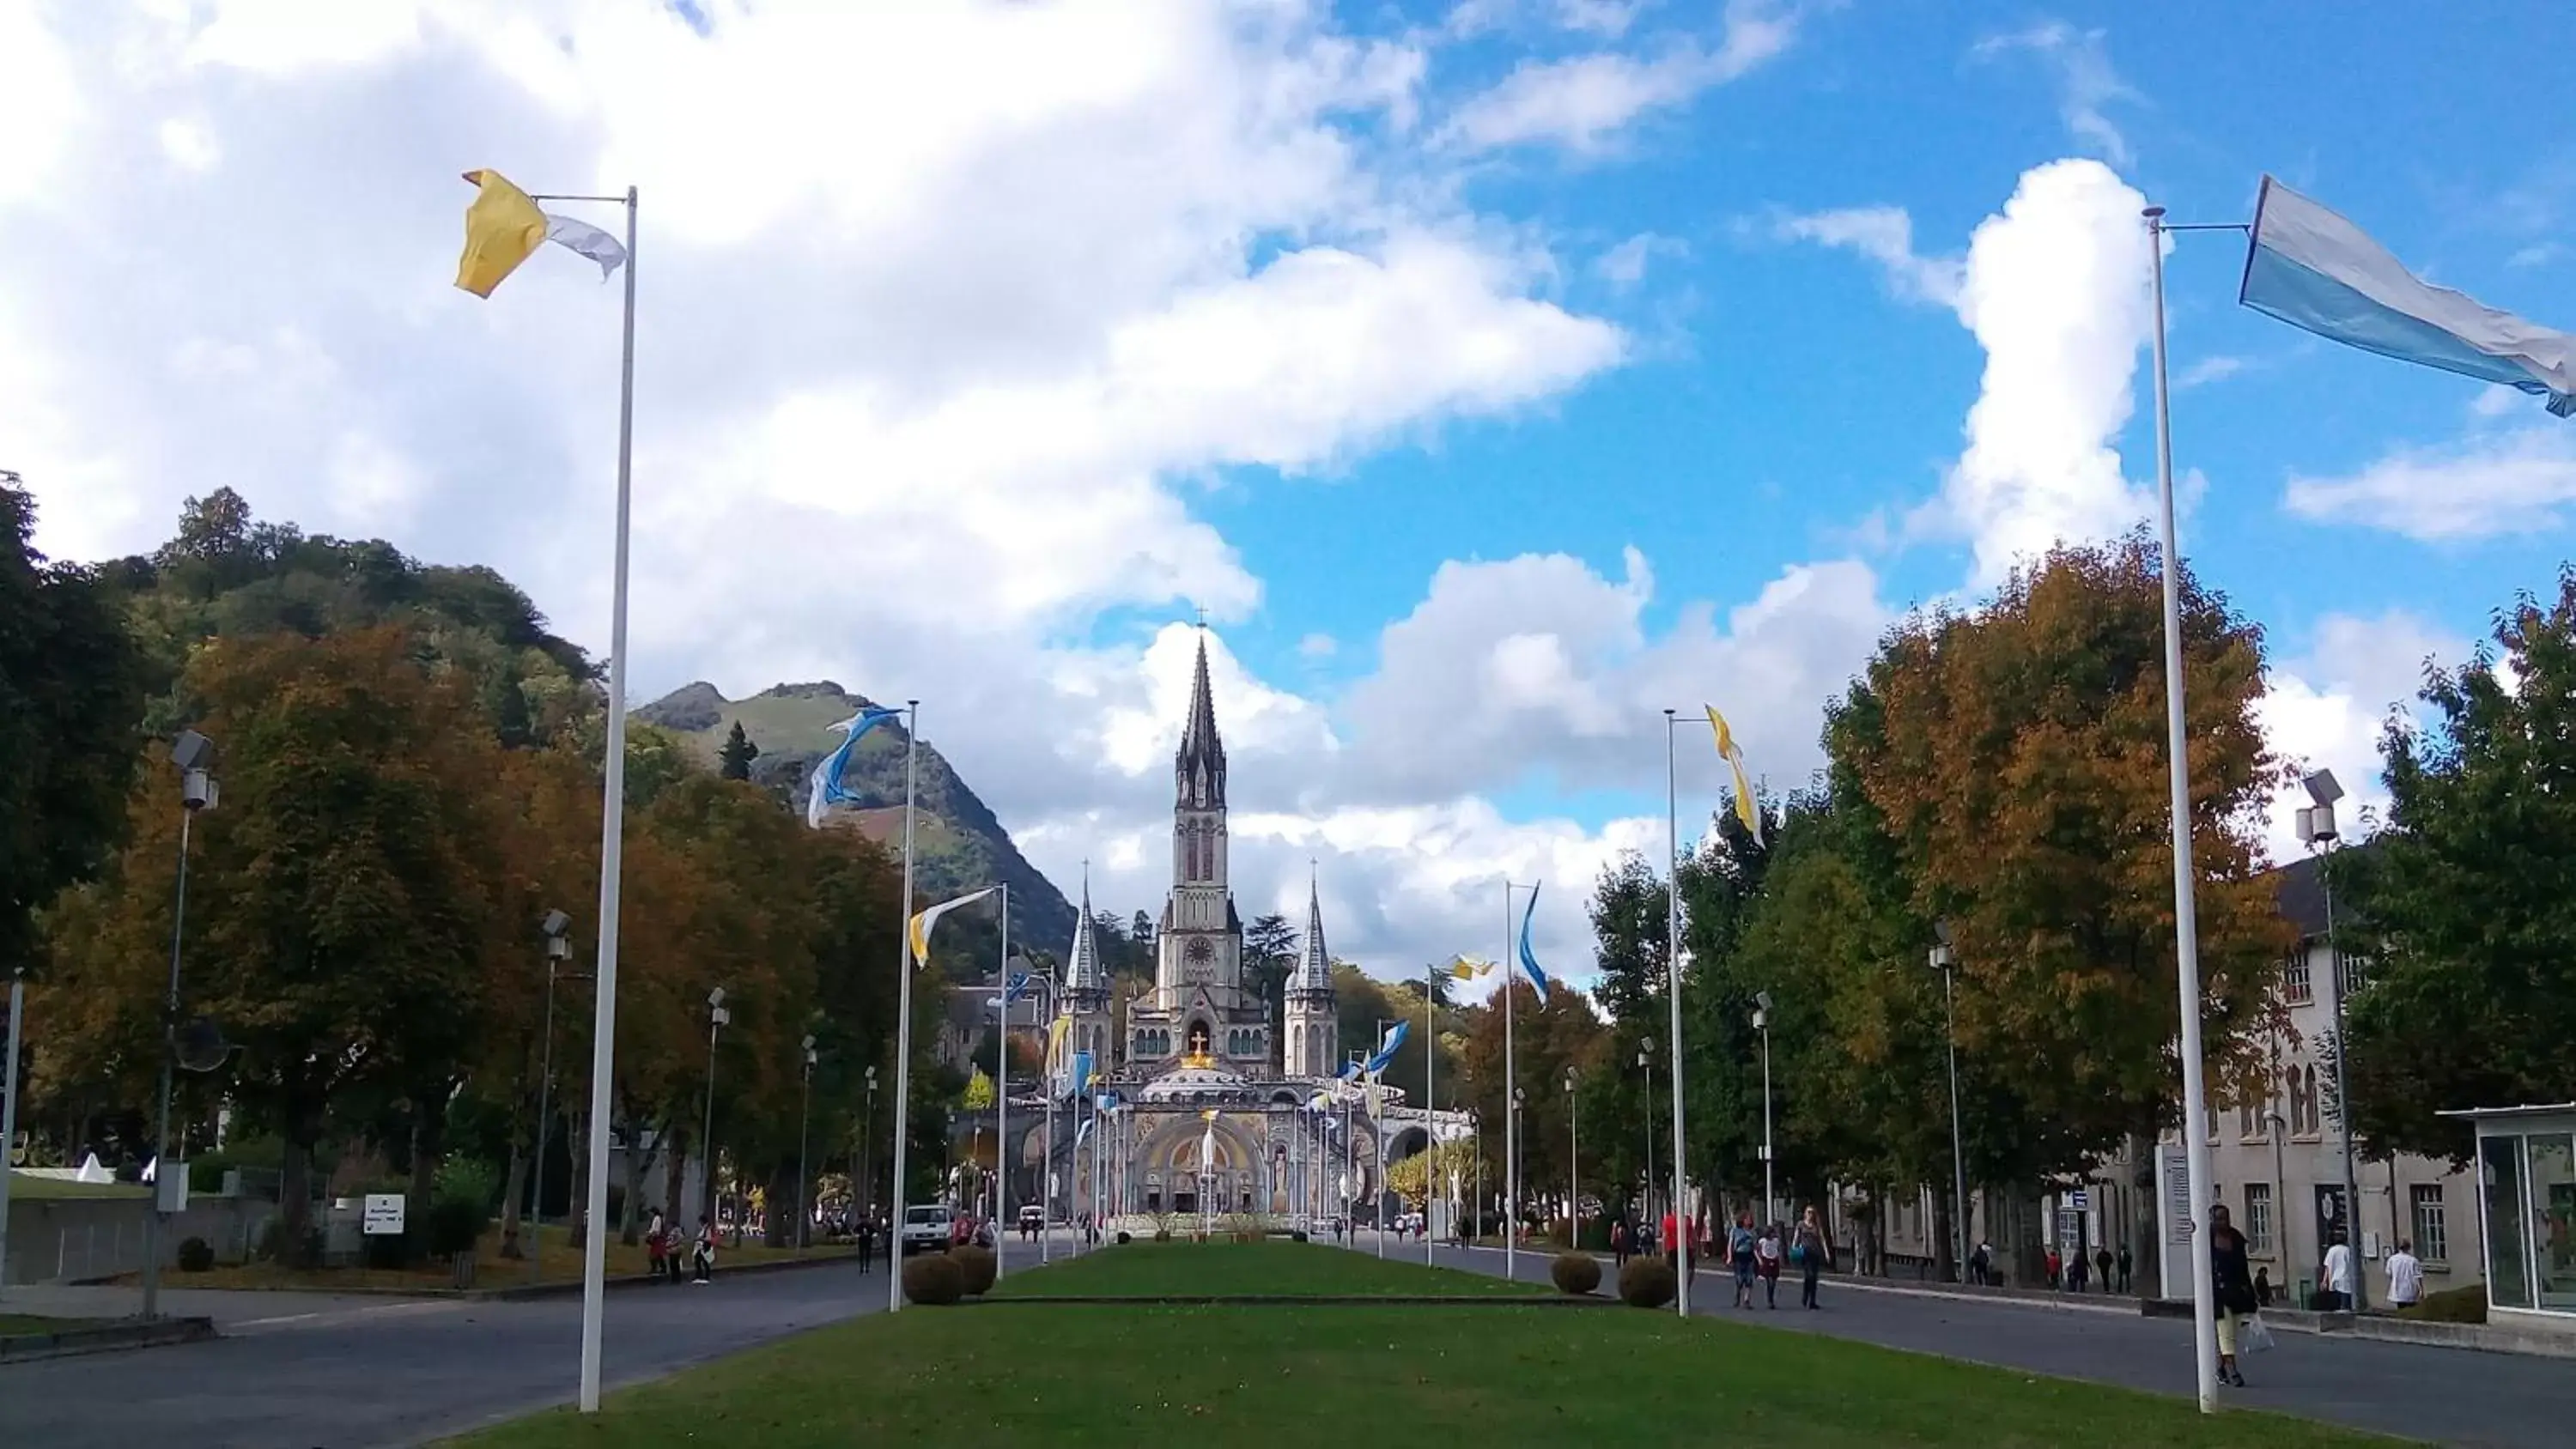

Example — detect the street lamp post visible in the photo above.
[143,730,217,1322]
[1511,1085,1527,1259]
[2296,768,2366,1311]
[0,963,26,1306]
[1753,992,1775,1231]
[702,988,729,1228]
[797,1034,817,1252]
[529,910,573,1281]
[1638,1037,1657,1228]
[861,1064,878,1226]
[1929,925,1969,1282]
[1564,1067,1579,1252]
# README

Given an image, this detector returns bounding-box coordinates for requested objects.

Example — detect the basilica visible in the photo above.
[1036,633,1465,1226]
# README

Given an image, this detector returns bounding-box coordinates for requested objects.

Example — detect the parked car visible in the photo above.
[899,1203,953,1256]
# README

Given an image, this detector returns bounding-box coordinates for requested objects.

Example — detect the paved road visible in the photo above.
[1355,1235,2553,1448]
[0,1238,1072,1449]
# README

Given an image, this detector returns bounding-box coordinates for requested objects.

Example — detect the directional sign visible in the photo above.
[362,1193,407,1236]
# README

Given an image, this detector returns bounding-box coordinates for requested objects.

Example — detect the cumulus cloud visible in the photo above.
[2255,609,2468,863]
[1436,0,1801,154]
[1944,159,2158,581]
[1595,231,1687,288]
[2285,424,2576,540]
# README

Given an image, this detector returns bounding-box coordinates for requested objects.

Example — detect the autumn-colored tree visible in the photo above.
[1838,534,2291,1174]
[42,627,511,1259]
[2341,568,2576,1163]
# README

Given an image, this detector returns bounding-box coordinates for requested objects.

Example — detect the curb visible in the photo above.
[967,1293,1607,1307]
[0,1316,218,1363]
[91,1249,872,1304]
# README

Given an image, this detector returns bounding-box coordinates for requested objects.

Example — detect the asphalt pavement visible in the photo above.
[1364,1234,2555,1448]
[0,1237,1068,1449]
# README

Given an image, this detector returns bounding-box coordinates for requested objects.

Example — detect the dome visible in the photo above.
[1138,1064,1254,1105]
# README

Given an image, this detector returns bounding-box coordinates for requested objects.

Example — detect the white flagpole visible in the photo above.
[1664,709,1689,1318]
[1424,962,1435,1266]
[1503,880,1517,1283]
[887,702,920,1314]
[575,184,639,1416]
[2146,206,2221,1413]
[993,882,1009,1281]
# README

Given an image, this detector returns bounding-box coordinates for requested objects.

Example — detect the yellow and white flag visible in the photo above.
[908,886,999,967]
[1444,955,1495,981]
[1704,705,1764,846]
[1045,1012,1072,1076]
[455,168,628,298]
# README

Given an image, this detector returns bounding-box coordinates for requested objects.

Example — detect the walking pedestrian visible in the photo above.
[691,1216,716,1283]
[1611,1217,1629,1268]
[1662,1210,1680,1273]
[2094,1245,2114,1293]
[2209,1203,2257,1387]
[2068,1249,2089,1293]
[2385,1239,2424,1311]
[1728,1210,1758,1308]
[2321,1234,2357,1313]
[1794,1206,1831,1309]
[2116,1241,2132,1294]
[1967,1239,1991,1286]
[646,1210,669,1282]
[1755,1222,1783,1308]
[2044,1245,2063,1289]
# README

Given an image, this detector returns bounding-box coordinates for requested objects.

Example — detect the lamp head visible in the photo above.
[708,985,726,1009]
[802,1033,817,1052]
[542,909,572,938]
[1753,990,1773,1012]
[1929,942,1952,971]
[2302,768,2345,807]
[170,729,215,773]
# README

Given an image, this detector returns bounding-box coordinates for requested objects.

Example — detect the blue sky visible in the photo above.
[5,0,2569,980]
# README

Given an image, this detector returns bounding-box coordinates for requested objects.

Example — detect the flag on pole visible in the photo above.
[2241,175,2574,417]
[1199,1109,1220,1173]
[1445,955,1495,980]
[805,706,902,828]
[1704,705,1765,846]
[454,169,632,298]
[1044,1012,1072,1079]
[1364,1019,1410,1076]
[1071,1050,1094,1099]
[908,886,998,966]
[1516,882,1550,997]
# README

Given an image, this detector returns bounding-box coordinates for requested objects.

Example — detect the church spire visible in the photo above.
[1289,862,1333,996]
[1176,626,1226,809]
[1065,860,1103,996]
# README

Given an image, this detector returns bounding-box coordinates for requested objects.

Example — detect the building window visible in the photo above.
[2411,1185,2448,1264]
[2246,1182,2275,1256]
[2336,951,2370,998]
[2239,1101,2262,1141]
[2283,949,2313,1003]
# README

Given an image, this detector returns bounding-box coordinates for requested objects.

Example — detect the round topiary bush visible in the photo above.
[951,1244,998,1296]
[1618,1257,1677,1308]
[177,1236,216,1273]
[1551,1251,1601,1295]
[902,1251,966,1306]
[1116,1230,1132,1245]
[1291,1229,1309,1243]
[1153,1228,1172,1242]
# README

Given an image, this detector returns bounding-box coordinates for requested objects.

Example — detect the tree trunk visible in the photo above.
[1932,1185,1955,1281]
[497,1146,529,1259]
[566,1110,588,1252]
[661,1119,690,1236]
[617,1103,644,1246]
[765,1164,793,1249]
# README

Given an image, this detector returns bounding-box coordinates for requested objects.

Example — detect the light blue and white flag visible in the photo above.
[2241,176,2575,417]
[805,705,902,828]
[1070,1050,1094,1100]
[1364,1019,1409,1076]
[1336,1058,1362,1082]
[1516,881,1551,997]
[1075,1117,1094,1146]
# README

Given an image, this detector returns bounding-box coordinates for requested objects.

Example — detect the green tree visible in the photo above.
[0,475,149,969]
[2342,568,2576,1163]
[1242,912,1298,1070]
[718,720,759,780]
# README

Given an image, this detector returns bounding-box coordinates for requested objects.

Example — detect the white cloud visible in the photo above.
[1771,204,1961,306]
[1594,230,1686,288]
[1554,0,1652,37]
[1943,159,2158,582]
[1297,632,1338,658]
[2471,384,2525,418]
[1971,21,2136,167]
[0,0,1666,976]
[2284,425,2576,540]
[2176,354,2250,389]
[2255,609,2467,863]
[2507,242,2565,269]
[1436,0,1800,154]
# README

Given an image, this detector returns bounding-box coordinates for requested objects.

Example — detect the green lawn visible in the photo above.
[0,1313,95,1337]
[986,1240,1545,1298]
[450,1244,2387,1448]
[4,1172,147,1201]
